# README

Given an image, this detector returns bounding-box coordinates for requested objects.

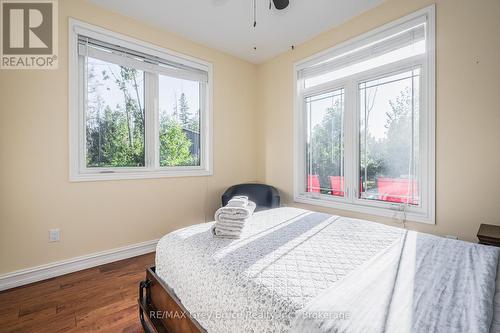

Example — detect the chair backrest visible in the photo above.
[329,176,344,197]
[221,183,280,212]
[307,175,321,193]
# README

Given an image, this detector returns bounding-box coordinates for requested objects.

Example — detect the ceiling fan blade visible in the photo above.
[272,0,289,10]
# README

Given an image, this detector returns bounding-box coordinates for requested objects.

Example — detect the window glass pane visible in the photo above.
[359,69,420,205]
[304,40,425,88]
[85,57,145,167]
[306,89,345,196]
[159,75,201,167]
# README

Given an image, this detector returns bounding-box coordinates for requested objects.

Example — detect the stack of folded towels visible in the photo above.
[213,196,256,239]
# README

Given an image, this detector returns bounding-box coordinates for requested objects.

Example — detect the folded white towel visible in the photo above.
[215,224,245,233]
[214,201,256,222]
[217,214,249,222]
[226,196,249,208]
[214,225,244,234]
[216,220,246,229]
[213,201,256,238]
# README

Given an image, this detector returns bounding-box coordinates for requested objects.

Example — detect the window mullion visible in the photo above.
[199,82,206,170]
[298,91,307,196]
[344,80,357,203]
[79,55,87,174]
[144,72,158,170]
[153,74,160,169]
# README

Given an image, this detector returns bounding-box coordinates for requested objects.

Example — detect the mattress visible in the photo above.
[155,207,405,332]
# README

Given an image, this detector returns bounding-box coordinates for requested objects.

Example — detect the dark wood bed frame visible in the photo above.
[138,266,206,333]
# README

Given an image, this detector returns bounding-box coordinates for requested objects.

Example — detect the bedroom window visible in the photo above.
[294,6,435,223]
[69,19,212,181]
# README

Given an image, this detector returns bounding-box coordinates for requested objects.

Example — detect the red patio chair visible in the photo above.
[329,176,344,197]
[307,175,321,193]
[377,178,418,204]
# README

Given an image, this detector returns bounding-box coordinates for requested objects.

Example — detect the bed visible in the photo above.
[138,207,500,333]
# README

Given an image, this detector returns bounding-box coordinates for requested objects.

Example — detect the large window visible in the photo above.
[69,20,212,181]
[294,6,435,223]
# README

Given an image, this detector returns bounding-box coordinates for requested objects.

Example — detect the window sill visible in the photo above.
[294,194,435,225]
[69,168,212,182]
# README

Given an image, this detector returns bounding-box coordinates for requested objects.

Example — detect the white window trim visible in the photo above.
[68,18,213,182]
[293,5,435,224]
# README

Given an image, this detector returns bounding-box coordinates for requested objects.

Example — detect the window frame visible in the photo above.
[69,19,213,181]
[293,5,435,224]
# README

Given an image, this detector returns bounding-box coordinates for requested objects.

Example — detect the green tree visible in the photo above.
[384,87,418,178]
[187,109,200,132]
[361,86,416,183]
[86,60,199,168]
[360,87,385,188]
[178,92,191,128]
[159,116,193,166]
[86,63,145,167]
[309,99,343,190]
[305,85,415,193]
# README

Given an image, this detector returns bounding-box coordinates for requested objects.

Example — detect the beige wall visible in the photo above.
[0,0,259,274]
[256,0,500,242]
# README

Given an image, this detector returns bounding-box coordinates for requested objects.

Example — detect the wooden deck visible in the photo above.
[0,253,155,332]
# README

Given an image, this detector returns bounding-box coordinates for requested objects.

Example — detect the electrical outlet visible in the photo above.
[49,229,60,242]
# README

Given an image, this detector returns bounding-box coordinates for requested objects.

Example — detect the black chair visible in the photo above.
[221,183,280,212]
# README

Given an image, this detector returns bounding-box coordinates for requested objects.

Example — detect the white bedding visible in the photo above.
[156,207,404,332]
[155,207,500,333]
[292,230,500,333]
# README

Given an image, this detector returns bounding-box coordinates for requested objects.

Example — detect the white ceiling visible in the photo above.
[89,0,384,63]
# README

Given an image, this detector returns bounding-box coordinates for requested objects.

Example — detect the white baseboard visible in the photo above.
[0,239,158,292]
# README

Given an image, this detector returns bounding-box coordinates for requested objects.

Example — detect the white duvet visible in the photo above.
[292,230,500,333]
[155,207,500,333]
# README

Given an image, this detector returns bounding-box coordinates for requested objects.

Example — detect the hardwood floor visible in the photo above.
[0,253,155,333]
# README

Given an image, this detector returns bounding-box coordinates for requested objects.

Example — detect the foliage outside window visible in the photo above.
[86,59,146,168]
